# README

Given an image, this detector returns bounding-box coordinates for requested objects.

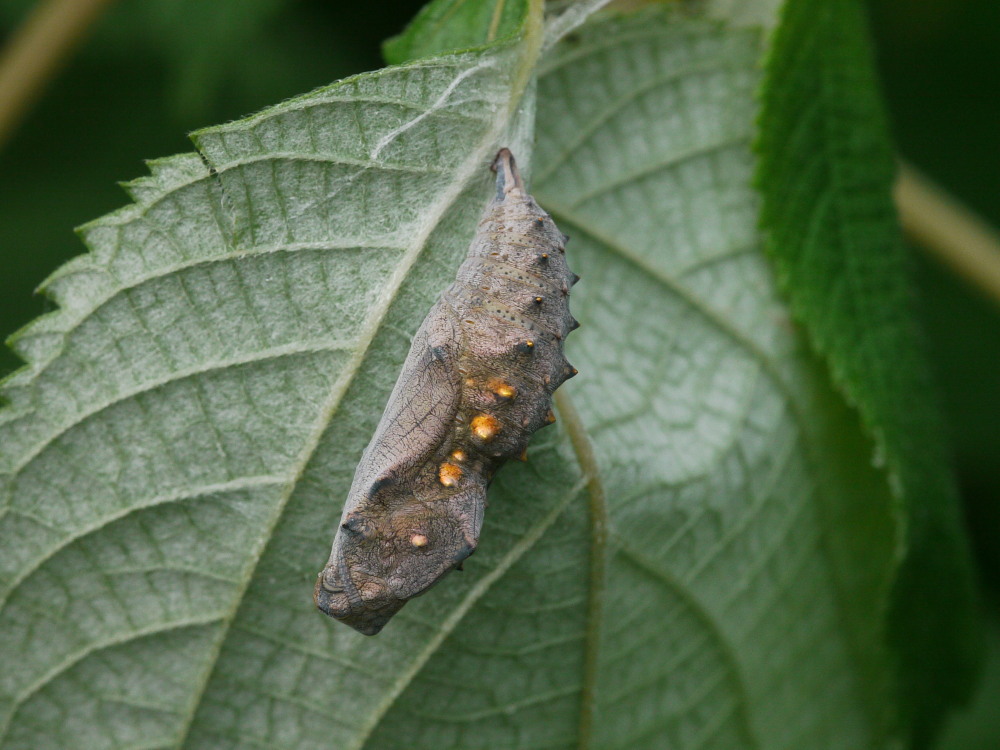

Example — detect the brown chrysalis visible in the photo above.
[315,149,579,635]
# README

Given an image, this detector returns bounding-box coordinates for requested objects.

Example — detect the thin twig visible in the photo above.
[0,0,118,149]
[895,161,1000,306]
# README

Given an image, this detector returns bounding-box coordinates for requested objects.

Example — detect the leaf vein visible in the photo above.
[9,340,355,480]
[0,475,286,609]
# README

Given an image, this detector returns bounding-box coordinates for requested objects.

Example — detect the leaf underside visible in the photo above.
[0,2,957,749]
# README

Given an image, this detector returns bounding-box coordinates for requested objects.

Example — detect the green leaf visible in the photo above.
[384,0,530,65]
[0,2,966,749]
[755,0,982,743]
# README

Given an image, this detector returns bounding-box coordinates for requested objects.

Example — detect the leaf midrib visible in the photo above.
[553,391,607,750]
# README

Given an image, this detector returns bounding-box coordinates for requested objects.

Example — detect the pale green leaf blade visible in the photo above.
[531,10,898,747]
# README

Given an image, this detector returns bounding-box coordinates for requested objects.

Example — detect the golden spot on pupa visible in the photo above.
[465,377,476,388]
[471,414,500,441]
[410,533,429,548]
[450,449,466,462]
[438,462,463,487]
[488,378,516,399]
[545,409,557,424]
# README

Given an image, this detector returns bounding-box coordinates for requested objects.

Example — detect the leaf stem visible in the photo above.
[0,0,118,150]
[895,160,1000,306]
[553,390,607,750]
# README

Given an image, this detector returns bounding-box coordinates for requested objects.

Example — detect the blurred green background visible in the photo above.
[0,0,997,744]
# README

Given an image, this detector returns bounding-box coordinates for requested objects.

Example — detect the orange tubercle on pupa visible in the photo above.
[438,462,463,487]
[488,378,516,400]
[471,414,500,441]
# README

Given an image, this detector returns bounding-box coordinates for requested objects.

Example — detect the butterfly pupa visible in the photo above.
[315,149,579,635]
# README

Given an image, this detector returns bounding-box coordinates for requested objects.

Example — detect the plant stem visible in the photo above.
[895,161,1000,306]
[0,0,118,150]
